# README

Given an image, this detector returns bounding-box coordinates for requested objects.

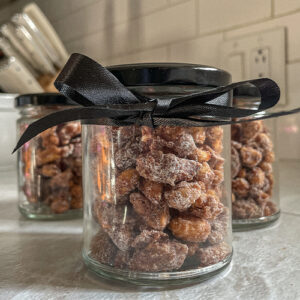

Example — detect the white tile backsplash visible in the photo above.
[0,0,300,159]
[169,33,223,67]
[274,0,300,16]
[198,0,272,34]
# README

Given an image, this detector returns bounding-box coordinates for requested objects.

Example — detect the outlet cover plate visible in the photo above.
[220,27,286,107]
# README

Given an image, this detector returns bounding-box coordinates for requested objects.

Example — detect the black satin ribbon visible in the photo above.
[13,53,287,153]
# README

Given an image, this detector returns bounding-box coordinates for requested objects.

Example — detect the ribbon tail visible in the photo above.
[13,106,135,153]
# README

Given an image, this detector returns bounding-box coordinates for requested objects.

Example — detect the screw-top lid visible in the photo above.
[107,63,231,87]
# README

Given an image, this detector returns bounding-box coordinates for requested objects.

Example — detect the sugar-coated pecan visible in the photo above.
[232,199,262,219]
[136,151,200,186]
[164,181,202,211]
[168,216,211,242]
[240,146,262,168]
[195,162,215,184]
[90,230,117,265]
[197,242,230,267]
[116,168,139,197]
[129,239,188,272]
[139,178,163,205]
[232,178,250,198]
[57,122,81,145]
[247,167,265,188]
[241,120,263,140]
[130,192,170,230]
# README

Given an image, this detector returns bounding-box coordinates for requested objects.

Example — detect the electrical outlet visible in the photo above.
[250,47,270,78]
[220,28,286,107]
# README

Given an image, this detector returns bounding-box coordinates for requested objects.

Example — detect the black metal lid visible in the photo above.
[107,63,231,87]
[15,93,76,107]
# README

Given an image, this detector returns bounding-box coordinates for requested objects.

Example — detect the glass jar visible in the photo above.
[231,117,279,230]
[16,93,83,220]
[82,63,233,285]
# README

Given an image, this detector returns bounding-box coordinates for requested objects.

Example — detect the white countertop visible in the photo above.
[0,160,300,300]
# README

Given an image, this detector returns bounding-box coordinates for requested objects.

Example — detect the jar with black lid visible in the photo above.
[231,95,279,230]
[16,93,82,219]
[82,63,233,285]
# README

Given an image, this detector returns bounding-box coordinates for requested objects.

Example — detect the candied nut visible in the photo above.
[36,145,62,166]
[232,178,250,198]
[259,161,273,175]
[90,230,117,265]
[139,178,163,205]
[247,167,265,188]
[232,199,262,219]
[231,145,241,178]
[57,122,81,145]
[197,242,230,267]
[204,145,224,170]
[50,199,70,214]
[129,239,188,272]
[164,181,202,211]
[250,187,270,205]
[255,133,273,151]
[261,200,277,216]
[186,242,199,256]
[156,126,185,142]
[237,168,247,178]
[131,230,168,249]
[190,190,224,221]
[70,184,83,209]
[49,169,73,190]
[264,150,275,163]
[106,223,135,251]
[173,133,198,159]
[130,192,170,230]
[213,169,224,185]
[195,162,215,185]
[241,120,263,140]
[40,164,60,177]
[231,124,242,141]
[195,148,211,163]
[115,141,140,170]
[208,207,229,245]
[140,126,154,152]
[113,125,141,148]
[39,127,59,147]
[95,202,137,231]
[187,127,206,145]
[231,140,242,150]
[136,151,200,186]
[240,146,262,168]
[60,143,74,158]
[116,169,139,197]
[206,126,223,141]
[168,216,211,242]
[114,250,131,269]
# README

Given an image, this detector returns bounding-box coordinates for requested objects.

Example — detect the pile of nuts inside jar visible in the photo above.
[90,125,231,272]
[231,120,277,220]
[21,121,82,213]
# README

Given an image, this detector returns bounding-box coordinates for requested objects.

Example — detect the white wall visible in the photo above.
[0,0,300,159]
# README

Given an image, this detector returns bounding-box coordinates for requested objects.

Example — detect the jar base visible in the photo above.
[233,210,280,231]
[82,250,233,287]
[18,205,83,220]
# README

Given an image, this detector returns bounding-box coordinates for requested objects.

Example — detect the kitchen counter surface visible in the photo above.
[0,160,299,300]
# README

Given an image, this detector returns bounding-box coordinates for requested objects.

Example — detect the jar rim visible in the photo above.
[15,93,77,108]
[107,62,231,87]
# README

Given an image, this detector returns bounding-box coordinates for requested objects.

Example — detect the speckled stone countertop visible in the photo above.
[0,160,299,300]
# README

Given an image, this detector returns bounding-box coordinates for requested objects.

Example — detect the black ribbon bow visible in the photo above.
[14,53,298,153]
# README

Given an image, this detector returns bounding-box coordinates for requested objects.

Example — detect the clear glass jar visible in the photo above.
[231,118,279,230]
[82,63,233,286]
[16,94,83,220]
